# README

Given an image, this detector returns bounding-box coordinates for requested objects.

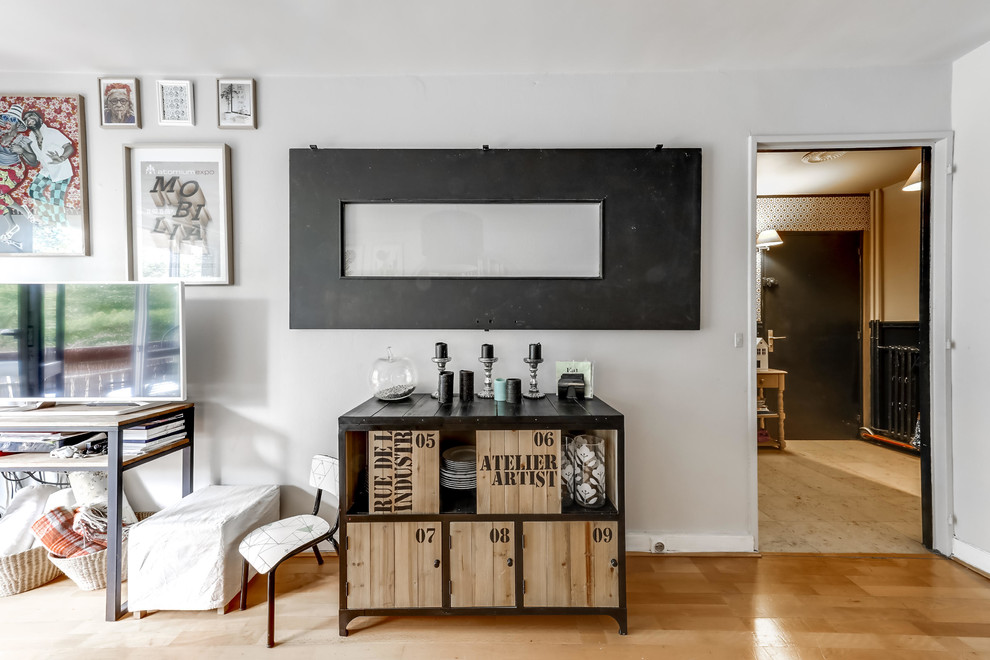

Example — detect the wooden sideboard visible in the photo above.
[337,394,626,635]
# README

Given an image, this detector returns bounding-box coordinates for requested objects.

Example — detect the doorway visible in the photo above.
[753,144,933,554]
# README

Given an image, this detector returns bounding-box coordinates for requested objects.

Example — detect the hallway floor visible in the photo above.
[758,439,926,554]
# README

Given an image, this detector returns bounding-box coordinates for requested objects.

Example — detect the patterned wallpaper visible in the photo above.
[757,195,871,232]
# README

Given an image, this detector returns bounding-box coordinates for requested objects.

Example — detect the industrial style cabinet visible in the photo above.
[337,394,626,635]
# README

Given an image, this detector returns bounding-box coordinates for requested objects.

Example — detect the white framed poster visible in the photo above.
[156,80,194,126]
[125,143,232,284]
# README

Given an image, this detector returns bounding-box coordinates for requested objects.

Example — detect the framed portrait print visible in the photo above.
[0,93,89,256]
[99,77,140,127]
[217,78,256,129]
[156,80,194,126]
[125,144,232,284]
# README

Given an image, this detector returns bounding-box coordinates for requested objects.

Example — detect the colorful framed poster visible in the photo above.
[125,144,232,284]
[99,77,140,127]
[0,94,89,256]
[217,78,256,129]
[156,80,194,126]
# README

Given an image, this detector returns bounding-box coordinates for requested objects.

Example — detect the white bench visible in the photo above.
[128,484,279,614]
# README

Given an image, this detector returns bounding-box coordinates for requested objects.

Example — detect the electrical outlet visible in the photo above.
[652,540,665,553]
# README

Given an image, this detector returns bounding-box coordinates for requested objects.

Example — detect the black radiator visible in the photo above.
[869,320,920,447]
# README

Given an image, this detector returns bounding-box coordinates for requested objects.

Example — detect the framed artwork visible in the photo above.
[125,144,232,284]
[0,93,89,256]
[99,77,140,128]
[217,78,256,129]
[156,80,194,126]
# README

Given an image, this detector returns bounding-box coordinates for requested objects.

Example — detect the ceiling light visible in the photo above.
[757,229,783,250]
[902,163,922,191]
[801,151,847,164]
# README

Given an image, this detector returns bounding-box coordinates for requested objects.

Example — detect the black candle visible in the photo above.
[481,343,494,359]
[506,378,522,404]
[438,371,454,404]
[435,342,448,359]
[528,342,542,360]
[459,370,475,402]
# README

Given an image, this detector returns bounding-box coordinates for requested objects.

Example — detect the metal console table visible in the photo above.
[0,402,194,621]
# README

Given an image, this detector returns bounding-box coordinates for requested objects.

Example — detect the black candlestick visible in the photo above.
[528,342,542,361]
[435,342,448,359]
[481,343,494,359]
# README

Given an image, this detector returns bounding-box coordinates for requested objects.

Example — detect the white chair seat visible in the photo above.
[239,514,331,574]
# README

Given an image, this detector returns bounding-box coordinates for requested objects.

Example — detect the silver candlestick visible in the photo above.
[477,357,498,398]
[522,357,546,399]
[430,357,452,398]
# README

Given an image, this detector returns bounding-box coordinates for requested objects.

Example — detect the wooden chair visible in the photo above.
[238,454,339,647]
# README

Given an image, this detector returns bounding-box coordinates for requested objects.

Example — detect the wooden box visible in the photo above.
[476,429,561,514]
[368,429,440,514]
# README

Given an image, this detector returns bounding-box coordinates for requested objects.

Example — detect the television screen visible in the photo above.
[0,282,185,404]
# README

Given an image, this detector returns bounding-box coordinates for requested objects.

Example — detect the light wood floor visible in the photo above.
[759,439,925,554]
[3,552,990,658]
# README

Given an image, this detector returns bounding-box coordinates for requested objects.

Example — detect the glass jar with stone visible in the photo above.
[369,346,417,401]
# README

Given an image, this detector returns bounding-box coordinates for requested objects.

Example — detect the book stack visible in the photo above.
[122,414,186,457]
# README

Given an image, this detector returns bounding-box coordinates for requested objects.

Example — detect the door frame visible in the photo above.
[747,132,954,556]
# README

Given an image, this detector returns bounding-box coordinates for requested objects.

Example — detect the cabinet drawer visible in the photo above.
[346,521,443,609]
[449,521,515,608]
[757,373,781,389]
[522,521,619,608]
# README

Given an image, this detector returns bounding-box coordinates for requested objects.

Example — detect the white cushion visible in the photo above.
[0,485,59,556]
[67,471,137,524]
[239,514,331,574]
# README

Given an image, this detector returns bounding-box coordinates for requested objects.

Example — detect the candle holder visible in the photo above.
[522,357,546,399]
[430,356,452,398]
[477,357,498,398]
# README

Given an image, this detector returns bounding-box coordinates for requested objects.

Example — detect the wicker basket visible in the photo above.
[0,546,63,597]
[48,540,128,592]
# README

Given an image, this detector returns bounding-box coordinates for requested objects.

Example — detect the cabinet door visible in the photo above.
[346,521,443,609]
[449,521,515,608]
[368,430,440,514]
[522,521,619,608]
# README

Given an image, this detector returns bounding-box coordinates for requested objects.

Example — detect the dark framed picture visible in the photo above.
[125,144,232,284]
[217,78,256,129]
[99,77,140,127]
[156,80,194,126]
[0,93,89,256]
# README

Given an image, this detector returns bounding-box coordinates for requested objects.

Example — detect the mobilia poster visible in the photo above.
[127,144,231,284]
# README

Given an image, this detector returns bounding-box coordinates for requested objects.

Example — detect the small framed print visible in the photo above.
[125,143,232,284]
[98,77,140,127]
[156,80,194,126]
[217,78,256,129]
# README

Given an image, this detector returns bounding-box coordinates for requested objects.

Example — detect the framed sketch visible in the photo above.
[0,93,89,256]
[98,77,140,127]
[156,80,194,126]
[125,144,232,284]
[217,78,256,129]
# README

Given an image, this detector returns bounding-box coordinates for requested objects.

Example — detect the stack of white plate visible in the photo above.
[440,445,476,490]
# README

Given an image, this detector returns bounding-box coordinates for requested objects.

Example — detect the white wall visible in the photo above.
[0,64,953,551]
[950,42,990,568]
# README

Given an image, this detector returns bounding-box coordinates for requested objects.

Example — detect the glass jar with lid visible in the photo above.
[370,346,417,401]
